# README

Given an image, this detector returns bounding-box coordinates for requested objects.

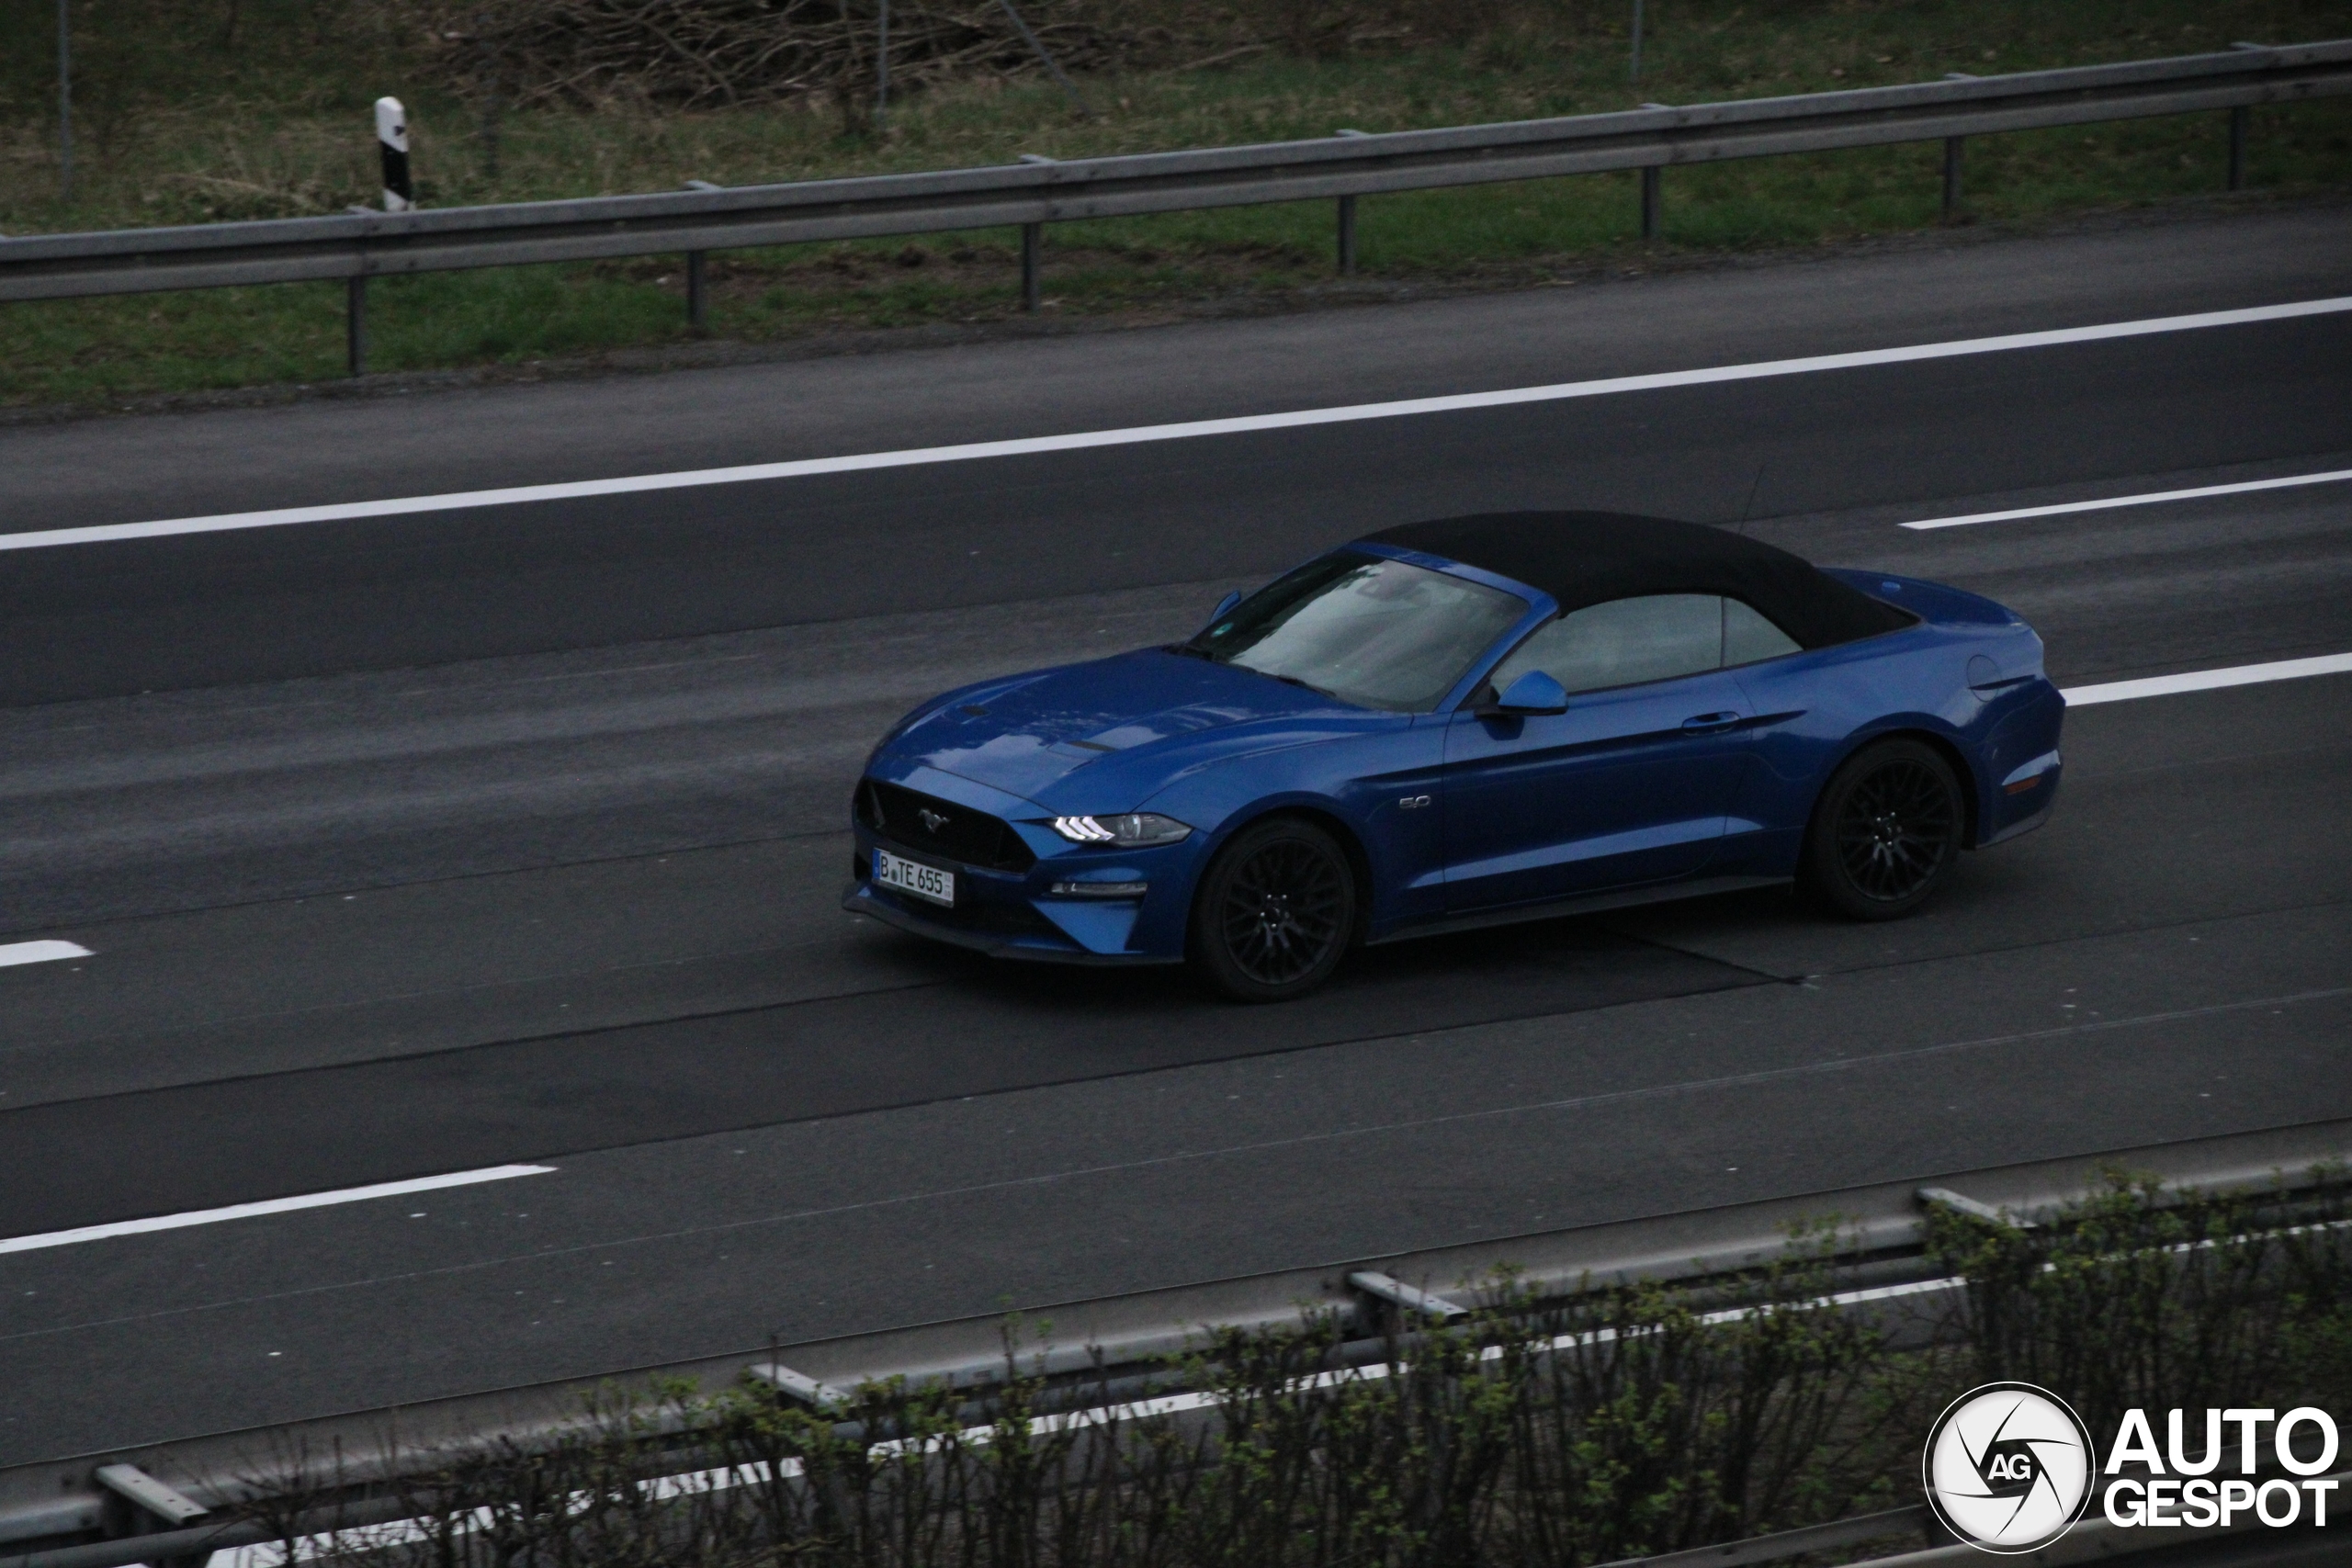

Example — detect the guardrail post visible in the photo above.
[1332,129,1372,276]
[2228,105,2249,189]
[1640,165,1662,239]
[346,275,368,377]
[1941,135,1963,220]
[1021,221,1042,311]
[680,181,724,330]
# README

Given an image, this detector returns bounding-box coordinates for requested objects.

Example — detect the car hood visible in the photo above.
[874,648,1351,807]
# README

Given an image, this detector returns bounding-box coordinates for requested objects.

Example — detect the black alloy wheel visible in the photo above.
[1190,817,1358,1002]
[1803,739,1964,919]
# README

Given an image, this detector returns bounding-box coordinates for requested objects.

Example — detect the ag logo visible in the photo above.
[1924,1382,2096,1553]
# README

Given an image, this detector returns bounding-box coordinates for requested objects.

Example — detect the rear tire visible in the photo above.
[1188,817,1357,1003]
[1802,739,1964,920]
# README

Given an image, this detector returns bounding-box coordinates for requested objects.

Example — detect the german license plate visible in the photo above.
[874,847,955,907]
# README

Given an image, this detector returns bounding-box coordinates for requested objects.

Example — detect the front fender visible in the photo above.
[1136,722,1447,934]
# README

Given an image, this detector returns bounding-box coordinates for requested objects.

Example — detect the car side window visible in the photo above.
[1488,593,1725,696]
[1723,597,1803,667]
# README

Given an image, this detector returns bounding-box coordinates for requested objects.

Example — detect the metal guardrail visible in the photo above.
[5,1119,2348,1568]
[1,39,2347,370]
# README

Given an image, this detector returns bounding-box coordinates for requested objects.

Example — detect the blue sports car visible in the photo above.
[845,513,2063,1001]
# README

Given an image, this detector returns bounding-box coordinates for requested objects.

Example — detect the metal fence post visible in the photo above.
[346,275,368,376]
[1021,221,1041,311]
[2228,105,2249,189]
[477,51,503,185]
[55,0,72,203]
[996,0,1089,116]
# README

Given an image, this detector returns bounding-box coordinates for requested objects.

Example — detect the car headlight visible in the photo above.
[1051,813,1193,847]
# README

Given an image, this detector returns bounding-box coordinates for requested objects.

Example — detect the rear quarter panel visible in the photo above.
[1721,572,2059,872]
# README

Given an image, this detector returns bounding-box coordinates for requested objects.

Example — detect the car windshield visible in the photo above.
[1183,550,1529,712]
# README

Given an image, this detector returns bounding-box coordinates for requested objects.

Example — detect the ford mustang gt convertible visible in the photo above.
[845,512,2063,1001]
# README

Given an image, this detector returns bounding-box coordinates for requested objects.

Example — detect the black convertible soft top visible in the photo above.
[1365,511,1913,650]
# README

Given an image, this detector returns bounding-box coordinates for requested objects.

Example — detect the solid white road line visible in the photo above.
[0,1165,556,1257]
[0,939,92,968]
[2062,652,2352,707]
[5,296,2348,553]
[1901,467,2352,530]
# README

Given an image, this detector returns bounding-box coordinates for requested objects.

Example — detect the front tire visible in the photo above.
[1802,739,1964,920]
[1189,817,1358,1003]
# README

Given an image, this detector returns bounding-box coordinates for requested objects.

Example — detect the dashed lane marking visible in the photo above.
[0,939,92,968]
[1901,467,2352,531]
[0,1165,556,1257]
[2062,652,2352,707]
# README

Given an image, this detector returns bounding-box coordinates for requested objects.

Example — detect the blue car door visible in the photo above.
[1441,594,1758,911]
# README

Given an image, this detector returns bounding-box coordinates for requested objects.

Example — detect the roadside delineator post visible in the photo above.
[349,97,412,376]
[377,97,413,212]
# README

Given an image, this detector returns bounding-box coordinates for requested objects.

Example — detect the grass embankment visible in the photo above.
[2,0,2349,408]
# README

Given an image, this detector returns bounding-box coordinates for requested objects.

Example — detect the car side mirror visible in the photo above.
[1209,590,1242,623]
[1484,670,1568,716]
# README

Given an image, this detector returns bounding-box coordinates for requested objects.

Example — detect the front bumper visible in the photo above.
[1980,750,2062,846]
[845,794,1199,963]
[841,880,1180,965]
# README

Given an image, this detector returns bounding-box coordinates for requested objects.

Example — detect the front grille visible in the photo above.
[857,780,1036,873]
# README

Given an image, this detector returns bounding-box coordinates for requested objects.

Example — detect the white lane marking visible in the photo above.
[1902,467,2352,530]
[5,296,2347,553]
[0,1165,555,1257]
[0,939,92,968]
[2063,652,2352,707]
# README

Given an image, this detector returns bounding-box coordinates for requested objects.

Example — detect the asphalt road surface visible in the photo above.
[1,204,2348,1465]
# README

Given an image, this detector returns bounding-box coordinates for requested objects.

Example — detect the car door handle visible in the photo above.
[1680,711,1744,734]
